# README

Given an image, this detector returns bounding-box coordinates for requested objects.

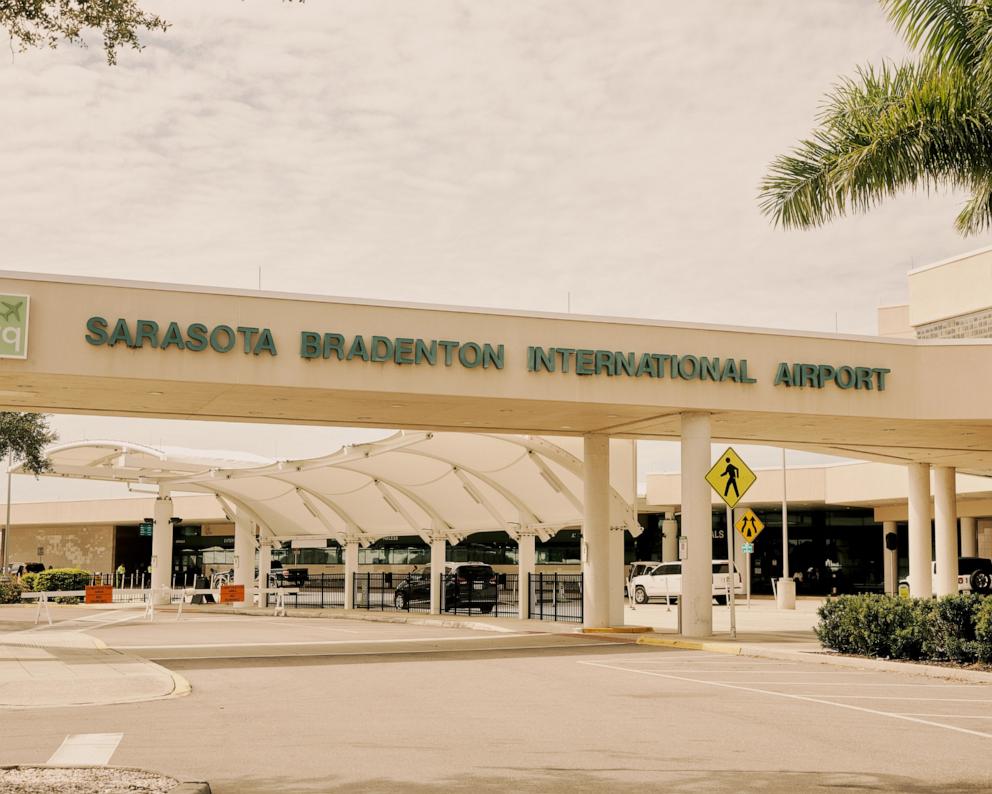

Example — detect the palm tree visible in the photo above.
[760,0,992,236]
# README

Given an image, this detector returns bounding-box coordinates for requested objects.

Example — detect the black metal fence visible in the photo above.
[265,573,346,609]
[353,572,432,613]
[527,572,583,623]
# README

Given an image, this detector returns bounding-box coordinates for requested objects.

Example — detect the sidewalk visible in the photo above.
[0,605,189,709]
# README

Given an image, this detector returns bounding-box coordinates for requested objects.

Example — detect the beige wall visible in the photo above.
[0,494,226,526]
[908,246,992,327]
[877,305,914,338]
[7,524,114,571]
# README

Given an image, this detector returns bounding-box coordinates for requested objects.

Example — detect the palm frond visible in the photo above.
[880,0,982,68]
[759,61,992,229]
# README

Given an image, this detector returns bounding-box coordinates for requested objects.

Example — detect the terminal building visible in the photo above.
[3,246,992,632]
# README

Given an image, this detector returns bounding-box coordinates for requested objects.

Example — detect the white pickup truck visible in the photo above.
[630,560,743,605]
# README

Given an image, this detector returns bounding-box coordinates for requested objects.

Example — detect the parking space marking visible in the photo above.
[897,713,992,719]
[47,733,123,765]
[579,661,992,740]
[698,682,984,687]
[799,694,992,701]
[121,632,538,650]
[146,640,621,661]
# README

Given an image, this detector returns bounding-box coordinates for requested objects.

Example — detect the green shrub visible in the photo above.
[816,593,991,664]
[18,572,38,591]
[975,599,992,664]
[0,578,22,604]
[32,568,93,592]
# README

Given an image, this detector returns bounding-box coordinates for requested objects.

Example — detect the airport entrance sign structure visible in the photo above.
[707,447,757,638]
[7,270,992,633]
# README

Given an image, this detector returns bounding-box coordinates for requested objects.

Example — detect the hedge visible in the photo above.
[816,594,992,665]
[0,578,21,604]
[32,568,93,593]
[18,572,38,592]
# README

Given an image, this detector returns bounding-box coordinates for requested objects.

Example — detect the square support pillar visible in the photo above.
[608,526,626,627]
[582,434,610,629]
[933,466,958,596]
[661,513,678,562]
[233,516,254,607]
[257,538,271,608]
[907,462,932,598]
[429,535,446,615]
[517,531,536,620]
[882,521,898,595]
[680,412,713,637]
[344,538,360,610]
[150,493,173,605]
[960,517,978,558]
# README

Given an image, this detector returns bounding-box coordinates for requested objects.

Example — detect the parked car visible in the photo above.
[393,562,498,613]
[630,560,743,605]
[625,561,661,596]
[898,557,992,595]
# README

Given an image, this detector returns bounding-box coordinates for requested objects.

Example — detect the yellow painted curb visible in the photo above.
[636,635,742,655]
[581,626,652,634]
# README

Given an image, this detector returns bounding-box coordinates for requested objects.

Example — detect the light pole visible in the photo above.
[777,448,796,609]
[0,452,12,577]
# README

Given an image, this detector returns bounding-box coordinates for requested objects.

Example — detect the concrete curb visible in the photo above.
[636,634,992,682]
[582,625,651,634]
[636,636,742,655]
[174,604,553,634]
[171,783,211,793]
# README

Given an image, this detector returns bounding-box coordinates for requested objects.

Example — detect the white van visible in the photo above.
[630,560,743,605]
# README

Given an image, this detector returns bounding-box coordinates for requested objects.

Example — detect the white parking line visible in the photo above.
[802,694,992,702]
[701,682,984,688]
[897,713,992,719]
[47,733,123,765]
[579,661,992,740]
[121,632,539,650]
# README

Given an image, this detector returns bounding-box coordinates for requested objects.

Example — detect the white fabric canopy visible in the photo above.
[21,432,639,545]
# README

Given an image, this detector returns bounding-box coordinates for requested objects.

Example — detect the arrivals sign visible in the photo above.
[81,316,892,392]
[0,294,29,359]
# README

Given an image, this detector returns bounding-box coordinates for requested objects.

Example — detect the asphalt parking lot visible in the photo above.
[1,608,991,792]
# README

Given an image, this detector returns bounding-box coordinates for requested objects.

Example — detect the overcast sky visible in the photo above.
[2,1,988,501]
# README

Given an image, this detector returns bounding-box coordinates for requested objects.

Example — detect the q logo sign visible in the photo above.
[0,294,29,359]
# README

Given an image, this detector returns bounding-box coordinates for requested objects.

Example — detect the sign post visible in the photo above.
[706,447,757,640]
[734,508,764,610]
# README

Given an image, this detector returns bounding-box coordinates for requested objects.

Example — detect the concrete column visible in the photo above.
[150,492,173,605]
[429,535,446,615]
[933,466,958,597]
[257,538,271,608]
[582,434,611,629]
[882,521,898,595]
[960,517,978,558]
[343,537,360,610]
[680,412,713,637]
[661,512,678,562]
[608,526,626,626]
[517,531,536,620]
[232,516,253,607]
[907,462,932,598]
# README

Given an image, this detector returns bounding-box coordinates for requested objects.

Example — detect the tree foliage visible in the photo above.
[760,0,992,235]
[0,412,56,475]
[0,0,169,64]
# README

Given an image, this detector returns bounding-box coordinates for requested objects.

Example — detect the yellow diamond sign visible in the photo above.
[734,508,765,542]
[705,446,756,508]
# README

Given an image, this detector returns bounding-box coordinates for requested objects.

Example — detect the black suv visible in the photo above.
[959,557,992,594]
[393,562,498,613]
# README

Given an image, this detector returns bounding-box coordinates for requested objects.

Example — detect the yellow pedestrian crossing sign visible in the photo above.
[735,508,765,542]
[705,447,756,508]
